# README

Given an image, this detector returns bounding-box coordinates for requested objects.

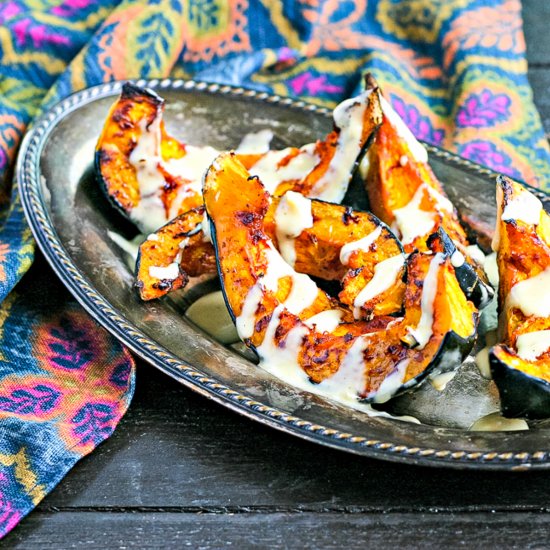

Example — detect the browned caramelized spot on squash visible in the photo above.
[136,206,216,300]
[95,83,186,219]
[495,177,550,345]
[204,152,477,401]
[363,79,467,253]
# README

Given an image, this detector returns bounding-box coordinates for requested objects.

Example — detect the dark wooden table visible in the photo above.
[6,2,550,547]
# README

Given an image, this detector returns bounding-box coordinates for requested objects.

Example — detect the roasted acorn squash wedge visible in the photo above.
[362,76,468,252]
[489,176,550,419]
[135,206,215,301]
[137,190,406,316]
[96,83,193,233]
[427,228,494,309]
[204,152,478,404]
[98,81,383,236]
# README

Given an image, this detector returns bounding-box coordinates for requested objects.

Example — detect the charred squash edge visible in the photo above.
[490,175,550,419]
[205,152,477,403]
[95,82,164,220]
[490,346,550,419]
[427,228,494,310]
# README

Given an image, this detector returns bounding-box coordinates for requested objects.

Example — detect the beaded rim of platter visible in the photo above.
[17,79,550,471]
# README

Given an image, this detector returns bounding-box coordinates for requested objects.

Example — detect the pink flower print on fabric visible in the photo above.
[0,384,61,417]
[0,2,22,25]
[390,95,444,146]
[0,474,21,537]
[457,90,511,128]
[288,72,344,97]
[12,19,71,49]
[70,402,118,448]
[43,316,97,372]
[459,140,521,179]
[51,0,95,17]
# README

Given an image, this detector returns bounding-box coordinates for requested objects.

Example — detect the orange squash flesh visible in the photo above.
[489,176,550,418]
[137,191,406,316]
[95,83,187,221]
[204,152,477,402]
[363,94,468,253]
[135,206,215,301]
[98,82,383,236]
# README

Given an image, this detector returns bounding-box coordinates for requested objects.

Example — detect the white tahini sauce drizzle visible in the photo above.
[482,251,499,288]
[129,117,167,232]
[274,191,314,267]
[470,412,528,432]
[370,359,410,404]
[201,211,212,243]
[380,96,428,164]
[309,90,373,203]
[516,330,550,361]
[502,186,543,226]
[358,154,370,179]
[465,244,486,265]
[475,347,493,379]
[236,243,319,340]
[129,115,219,232]
[149,262,179,280]
[354,254,405,309]
[391,184,452,245]
[185,291,239,345]
[506,267,550,318]
[339,226,382,265]
[429,369,457,391]
[165,145,219,219]
[248,144,319,195]
[407,252,445,349]
[235,129,274,154]
[304,309,343,333]
[451,250,465,268]
[316,336,370,401]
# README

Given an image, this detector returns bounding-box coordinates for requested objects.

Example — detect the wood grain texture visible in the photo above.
[7,512,550,549]
[36,365,550,512]
[5,2,550,547]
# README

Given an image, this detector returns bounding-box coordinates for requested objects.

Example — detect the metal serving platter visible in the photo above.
[17,79,550,470]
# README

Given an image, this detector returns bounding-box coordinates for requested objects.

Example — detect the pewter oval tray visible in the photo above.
[17,80,550,470]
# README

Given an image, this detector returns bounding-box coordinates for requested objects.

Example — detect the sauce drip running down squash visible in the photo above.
[203,152,478,404]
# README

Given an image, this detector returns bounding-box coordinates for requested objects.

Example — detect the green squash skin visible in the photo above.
[362,324,478,404]
[94,148,134,223]
[490,349,550,419]
[428,228,494,310]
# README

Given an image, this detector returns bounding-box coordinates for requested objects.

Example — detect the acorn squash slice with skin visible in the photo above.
[95,83,265,234]
[203,152,478,405]
[489,176,550,419]
[97,81,383,236]
[361,75,493,309]
[137,190,406,317]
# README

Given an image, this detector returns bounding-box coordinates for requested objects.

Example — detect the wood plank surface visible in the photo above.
[7,512,550,549]
[35,366,550,512]
[4,1,550,547]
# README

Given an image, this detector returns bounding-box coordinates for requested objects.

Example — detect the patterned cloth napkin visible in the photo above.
[1,0,549,538]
